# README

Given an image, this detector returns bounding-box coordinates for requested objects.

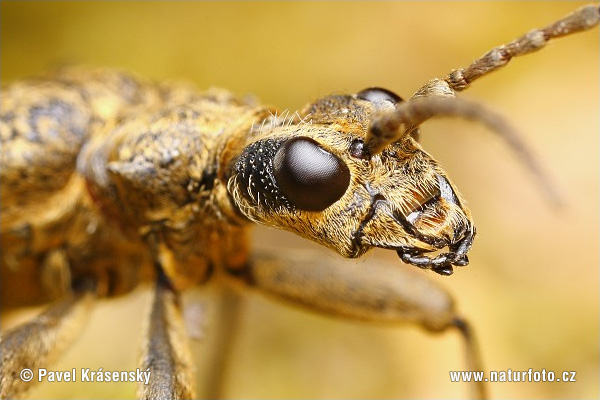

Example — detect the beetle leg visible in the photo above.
[229,249,486,399]
[0,282,95,399]
[137,268,195,400]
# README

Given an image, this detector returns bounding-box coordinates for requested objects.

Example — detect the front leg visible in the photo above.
[137,267,195,400]
[229,249,486,399]
[0,281,95,399]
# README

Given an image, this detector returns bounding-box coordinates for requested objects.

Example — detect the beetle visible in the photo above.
[1,3,598,399]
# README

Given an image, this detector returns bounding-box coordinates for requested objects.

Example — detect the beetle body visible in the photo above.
[2,64,473,304]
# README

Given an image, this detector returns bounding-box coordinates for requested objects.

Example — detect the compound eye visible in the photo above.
[356,87,403,105]
[274,137,350,211]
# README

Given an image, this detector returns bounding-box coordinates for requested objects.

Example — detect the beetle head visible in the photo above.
[228,88,474,275]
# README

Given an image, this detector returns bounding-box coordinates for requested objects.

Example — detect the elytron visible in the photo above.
[1,4,598,400]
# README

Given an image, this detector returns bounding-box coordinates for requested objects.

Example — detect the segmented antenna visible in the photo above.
[365,5,599,206]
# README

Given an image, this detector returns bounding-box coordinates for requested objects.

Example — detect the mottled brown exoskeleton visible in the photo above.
[1,4,598,400]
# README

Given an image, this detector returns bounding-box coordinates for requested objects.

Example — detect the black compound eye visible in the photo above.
[274,137,350,211]
[356,87,403,105]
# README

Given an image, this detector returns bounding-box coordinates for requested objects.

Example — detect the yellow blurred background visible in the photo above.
[1,1,598,399]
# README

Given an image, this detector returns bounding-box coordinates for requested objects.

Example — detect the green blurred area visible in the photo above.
[1,2,598,399]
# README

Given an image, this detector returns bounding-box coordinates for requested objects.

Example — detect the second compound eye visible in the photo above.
[356,87,403,105]
[274,137,350,212]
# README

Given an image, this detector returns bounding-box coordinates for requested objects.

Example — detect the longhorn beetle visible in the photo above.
[0,4,598,399]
